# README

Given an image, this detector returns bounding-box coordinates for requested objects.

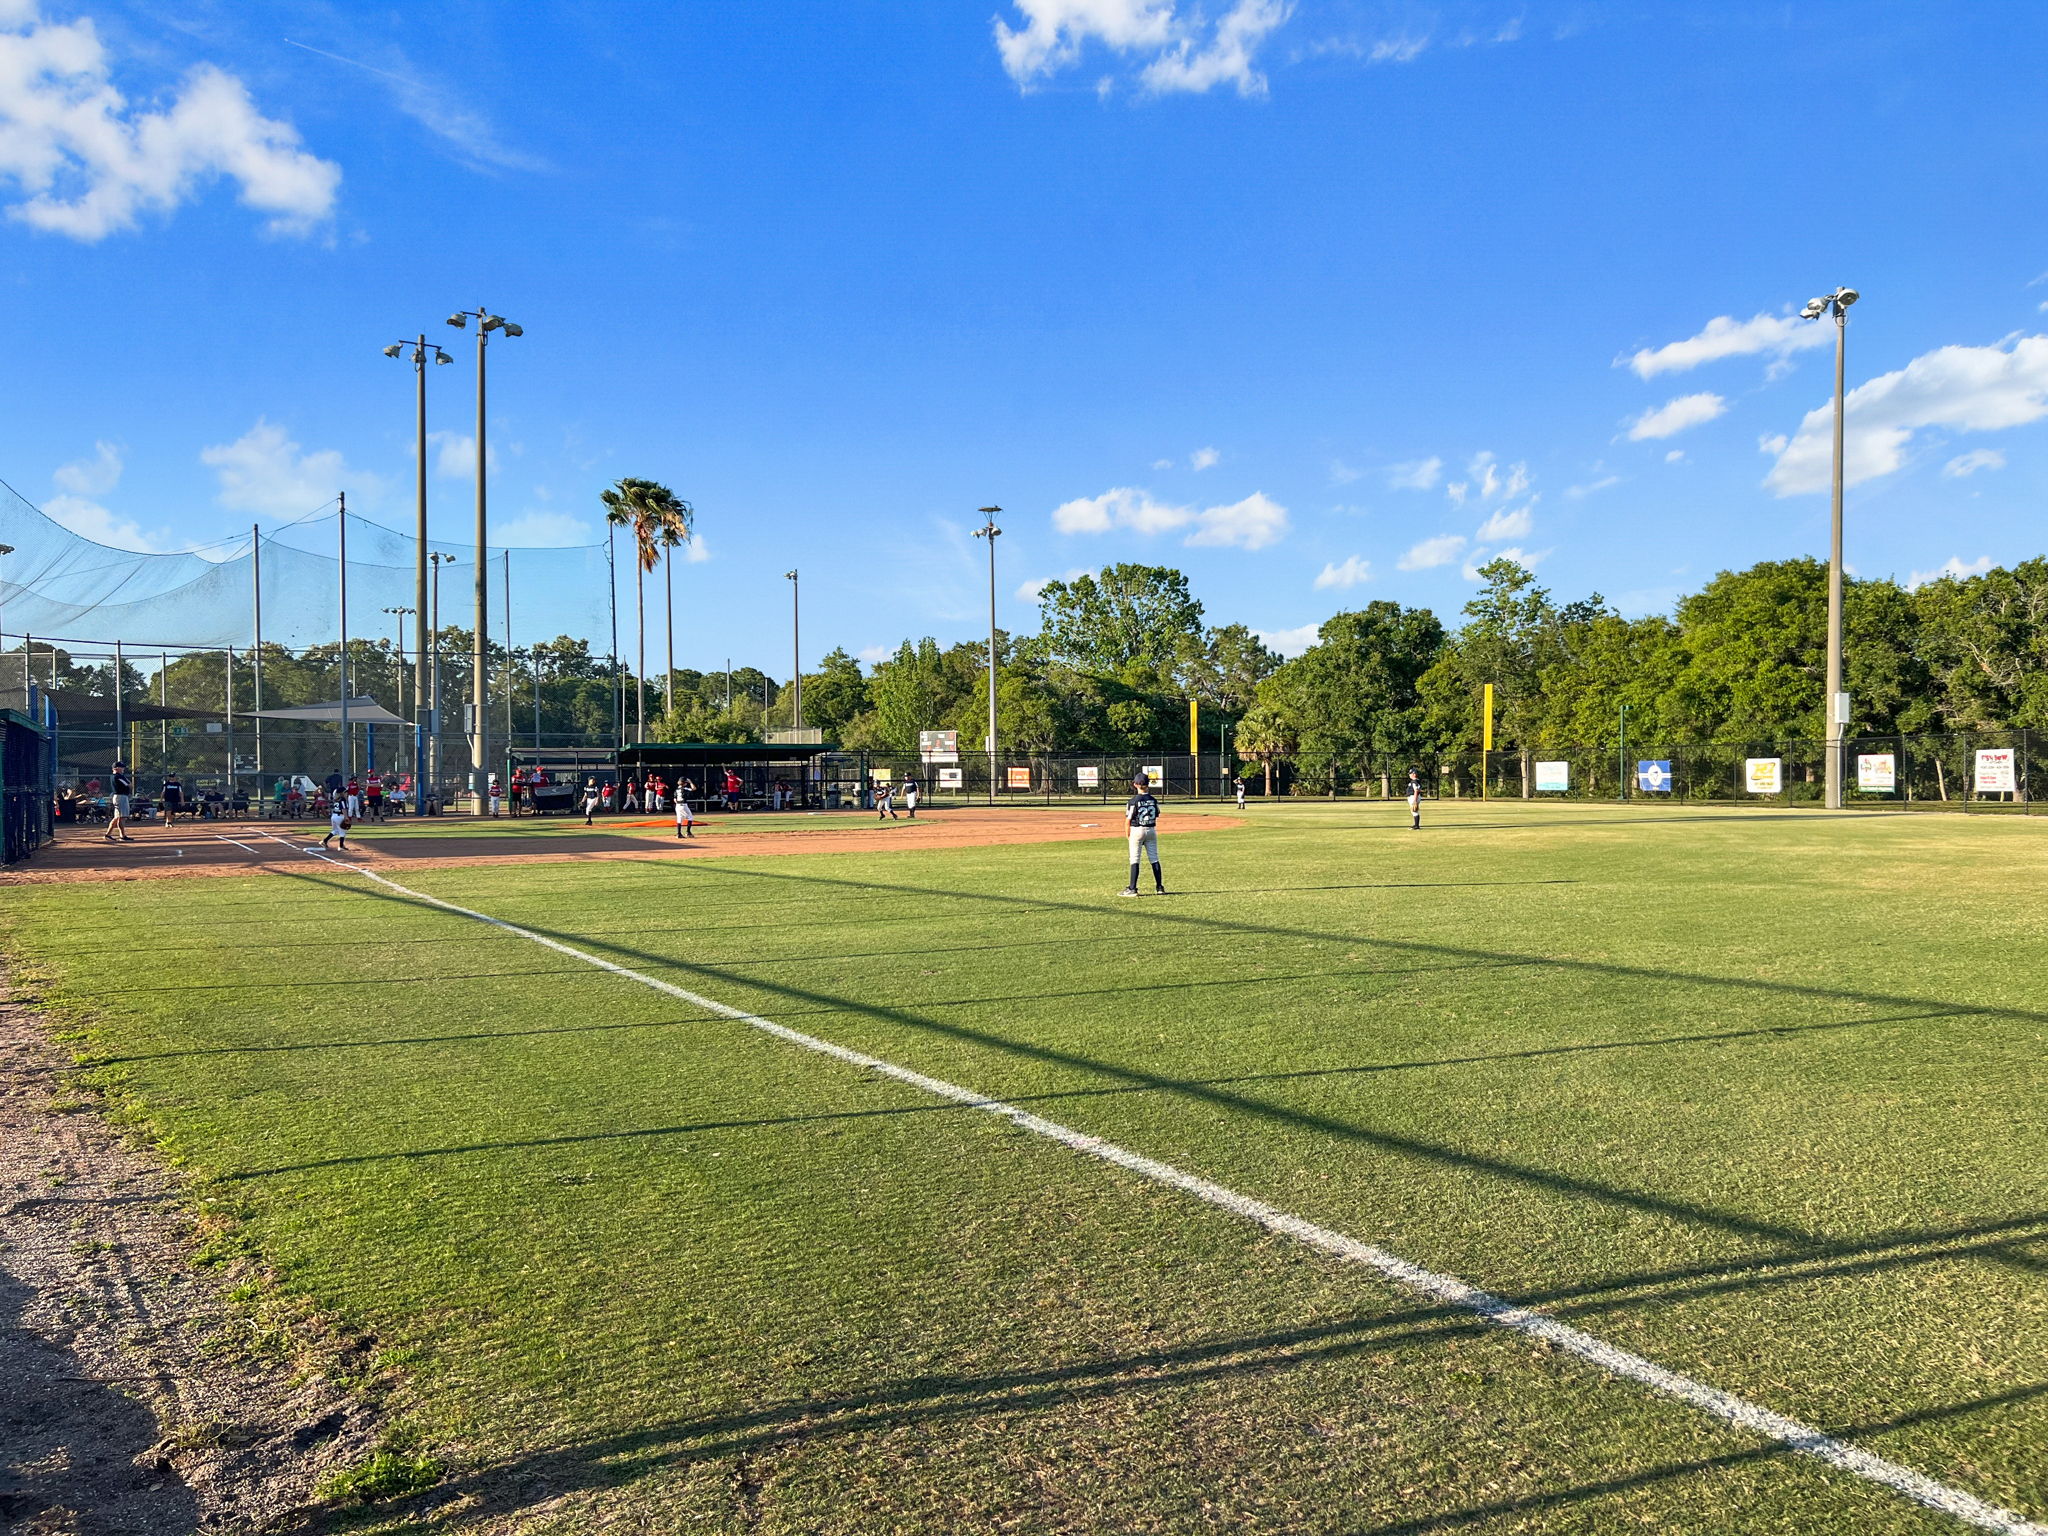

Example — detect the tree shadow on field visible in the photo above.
[257,865,2048,1290]
[347,1299,2048,1534]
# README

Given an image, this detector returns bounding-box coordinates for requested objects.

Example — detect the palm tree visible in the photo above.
[600,479,694,740]
[1233,703,1294,797]
[658,518,688,720]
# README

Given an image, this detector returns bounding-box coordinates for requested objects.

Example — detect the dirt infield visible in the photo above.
[3,807,1241,884]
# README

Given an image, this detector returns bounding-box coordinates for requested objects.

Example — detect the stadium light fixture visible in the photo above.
[1799,285,1860,811]
[382,343,404,358]
[384,336,454,809]
[446,307,525,811]
[973,508,1002,805]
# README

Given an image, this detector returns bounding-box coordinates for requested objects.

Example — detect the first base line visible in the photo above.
[271,834,2045,1536]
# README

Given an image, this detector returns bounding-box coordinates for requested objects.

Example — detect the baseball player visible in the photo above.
[675,788,695,838]
[1121,772,1164,896]
[1405,767,1423,830]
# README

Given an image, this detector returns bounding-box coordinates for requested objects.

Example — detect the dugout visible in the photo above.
[614,743,868,812]
[1,684,56,865]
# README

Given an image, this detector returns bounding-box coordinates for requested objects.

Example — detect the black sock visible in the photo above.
[1128,863,1139,889]
[1152,862,1164,889]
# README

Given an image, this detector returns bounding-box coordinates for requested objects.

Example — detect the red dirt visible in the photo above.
[2,808,1240,885]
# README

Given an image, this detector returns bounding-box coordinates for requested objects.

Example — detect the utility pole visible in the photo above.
[250,523,264,791]
[974,508,1001,805]
[785,570,802,730]
[384,333,449,813]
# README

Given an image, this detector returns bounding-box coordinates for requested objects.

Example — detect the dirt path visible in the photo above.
[3,807,1240,885]
[0,980,382,1532]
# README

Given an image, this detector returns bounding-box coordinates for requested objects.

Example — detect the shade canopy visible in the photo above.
[241,697,411,727]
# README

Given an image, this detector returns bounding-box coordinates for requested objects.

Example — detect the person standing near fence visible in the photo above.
[1232,774,1246,810]
[1405,767,1423,830]
[160,771,185,826]
[1122,772,1165,897]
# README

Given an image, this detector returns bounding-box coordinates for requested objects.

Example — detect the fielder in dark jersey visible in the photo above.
[1121,774,1165,896]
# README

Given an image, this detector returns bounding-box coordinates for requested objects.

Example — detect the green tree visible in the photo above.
[600,477,693,739]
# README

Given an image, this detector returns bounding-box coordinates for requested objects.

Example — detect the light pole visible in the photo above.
[445,306,524,810]
[383,606,414,772]
[785,569,802,731]
[0,544,14,687]
[383,335,450,813]
[430,550,457,807]
[973,507,1001,805]
[1800,286,1858,811]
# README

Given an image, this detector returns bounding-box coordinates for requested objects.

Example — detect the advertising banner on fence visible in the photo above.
[1005,766,1032,790]
[1858,753,1896,792]
[1142,765,1165,786]
[1076,766,1099,788]
[1535,761,1570,792]
[1637,760,1672,793]
[1744,758,1782,795]
[938,767,962,787]
[1975,748,2017,793]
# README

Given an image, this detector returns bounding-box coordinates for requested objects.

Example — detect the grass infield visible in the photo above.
[4,801,2045,1533]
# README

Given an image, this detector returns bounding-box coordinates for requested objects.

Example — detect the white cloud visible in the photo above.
[1186,490,1288,549]
[1189,445,1220,470]
[201,419,379,515]
[1623,312,1830,379]
[1943,448,2006,479]
[1462,545,1549,580]
[1626,392,1726,441]
[1765,335,2048,496]
[428,430,497,480]
[1369,34,1429,62]
[1907,555,1993,590]
[995,0,1292,97]
[1151,457,1174,470]
[496,511,593,548]
[1665,450,1685,464]
[41,492,171,551]
[1017,566,1095,601]
[1475,503,1533,541]
[1397,533,1466,571]
[53,439,121,496]
[1566,475,1621,499]
[1254,621,1320,656]
[1328,458,1361,484]
[1053,485,1289,549]
[1454,451,1528,503]
[1313,555,1370,589]
[680,534,710,564]
[857,643,893,664]
[1386,455,1442,490]
[0,4,339,240]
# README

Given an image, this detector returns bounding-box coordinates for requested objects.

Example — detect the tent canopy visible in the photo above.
[242,696,411,727]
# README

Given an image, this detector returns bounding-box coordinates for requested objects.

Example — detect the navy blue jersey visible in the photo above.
[1125,792,1160,827]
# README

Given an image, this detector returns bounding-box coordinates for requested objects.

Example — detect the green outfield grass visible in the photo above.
[5,801,2045,1534]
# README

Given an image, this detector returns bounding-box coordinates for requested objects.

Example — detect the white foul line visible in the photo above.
[268,835,2046,1536]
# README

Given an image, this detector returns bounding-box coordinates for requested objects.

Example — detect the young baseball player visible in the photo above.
[876,779,898,820]
[582,779,601,825]
[1232,774,1246,809]
[1405,767,1423,830]
[1122,772,1164,896]
[318,804,351,850]
[675,789,695,838]
[902,775,920,818]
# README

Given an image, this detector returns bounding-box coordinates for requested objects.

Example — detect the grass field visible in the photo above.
[4,801,2045,1534]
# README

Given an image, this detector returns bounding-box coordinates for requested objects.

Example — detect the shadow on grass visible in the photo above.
[253,866,2044,1282]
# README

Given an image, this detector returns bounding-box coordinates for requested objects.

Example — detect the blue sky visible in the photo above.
[3,1,2047,668]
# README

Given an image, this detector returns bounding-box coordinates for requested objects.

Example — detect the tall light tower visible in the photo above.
[1799,286,1858,811]
[445,307,524,811]
[785,569,802,731]
[383,334,451,813]
[973,508,1002,806]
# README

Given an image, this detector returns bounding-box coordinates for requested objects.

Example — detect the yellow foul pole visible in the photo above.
[1481,683,1494,801]
[1189,698,1200,798]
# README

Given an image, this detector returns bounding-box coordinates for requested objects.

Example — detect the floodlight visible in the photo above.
[1801,299,1826,320]
[1836,288,1858,307]
[447,313,467,329]
[383,343,404,358]
[433,349,452,364]
[481,315,504,332]
[501,322,523,338]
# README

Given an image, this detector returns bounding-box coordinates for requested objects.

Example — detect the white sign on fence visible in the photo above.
[1744,757,1782,795]
[1974,748,2017,794]
[938,767,963,788]
[1076,766,1099,787]
[1142,765,1165,786]
[1535,761,1570,792]
[1857,753,1896,792]
[919,728,959,763]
